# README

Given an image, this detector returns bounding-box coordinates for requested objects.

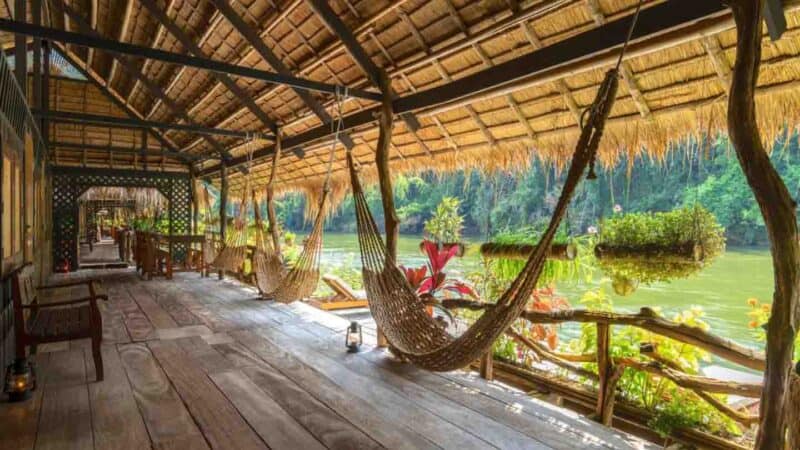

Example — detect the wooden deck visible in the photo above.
[0,269,657,450]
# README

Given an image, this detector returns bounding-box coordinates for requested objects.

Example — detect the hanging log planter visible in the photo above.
[480,242,577,261]
[595,206,725,289]
[418,241,466,258]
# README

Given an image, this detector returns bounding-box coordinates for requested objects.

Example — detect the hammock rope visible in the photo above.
[258,86,347,302]
[347,69,619,371]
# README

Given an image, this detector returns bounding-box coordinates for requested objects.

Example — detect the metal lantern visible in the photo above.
[345,321,362,353]
[4,357,36,402]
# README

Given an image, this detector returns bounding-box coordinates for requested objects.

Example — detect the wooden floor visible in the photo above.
[79,239,125,268]
[0,268,657,450]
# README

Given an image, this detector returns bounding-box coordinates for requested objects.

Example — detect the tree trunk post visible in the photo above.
[727,1,800,448]
[267,134,282,257]
[374,70,396,349]
[788,372,800,449]
[219,164,228,280]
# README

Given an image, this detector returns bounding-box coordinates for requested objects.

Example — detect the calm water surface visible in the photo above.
[315,232,772,348]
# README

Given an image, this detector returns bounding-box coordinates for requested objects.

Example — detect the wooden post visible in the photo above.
[190,169,198,235]
[480,352,494,381]
[266,134,282,257]
[218,164,228,280]
[728,2,799,448]
[373,71,395,349]
[595,323,620,426]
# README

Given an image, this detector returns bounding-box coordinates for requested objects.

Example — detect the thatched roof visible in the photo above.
[4,0,800,206]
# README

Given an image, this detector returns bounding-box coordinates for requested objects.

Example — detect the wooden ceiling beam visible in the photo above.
[53,42,192,163]
[305,0,430,155]
[51,140,200,161]
[0,17,383,102]
[701,35,732,89]
[137,0,278,134]
[197,0,734,177]
[35,109,273,140]
[210,0,354,148]
[50,0,232,161]
[585,0,652,119]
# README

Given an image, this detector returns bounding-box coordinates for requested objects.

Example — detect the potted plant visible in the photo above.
[594,206,725,295]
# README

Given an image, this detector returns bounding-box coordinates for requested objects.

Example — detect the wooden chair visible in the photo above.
[10,264,108,381]
[309,274,369,311]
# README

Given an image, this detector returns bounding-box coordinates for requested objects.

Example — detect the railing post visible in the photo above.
[595,322,620,426]
[480,351,494,381]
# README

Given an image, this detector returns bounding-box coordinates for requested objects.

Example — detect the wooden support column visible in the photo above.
[219,164,228,280]
[14,0,26,89]
[595,323,621,426]
[42,41,50,148]
[190,169,198,235]
[374,71,395,349]
[266,134,282,257]
[727,2,799,448]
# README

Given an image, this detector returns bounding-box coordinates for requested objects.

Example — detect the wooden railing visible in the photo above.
[444,300,767,449]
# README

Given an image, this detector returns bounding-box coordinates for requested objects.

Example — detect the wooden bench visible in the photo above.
[10,264,108,381]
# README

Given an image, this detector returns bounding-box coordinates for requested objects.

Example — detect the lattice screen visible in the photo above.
[52,167,192,270]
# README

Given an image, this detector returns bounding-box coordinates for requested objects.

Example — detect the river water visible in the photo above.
[316,232,772,349]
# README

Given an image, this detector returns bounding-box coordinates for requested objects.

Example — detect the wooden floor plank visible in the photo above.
[209,370,327,450]
[147,339,268,450]
[115,286,157,341]
[118,343,209,450]
[291,316,657,450]
[258,324,556,450]
[126,284,178,329]
[229,330,438,450]
[214,340,383,450]
[138,280,204,327]
[239,326,496,449]
[35,350,92,450]
[86,345,152,450]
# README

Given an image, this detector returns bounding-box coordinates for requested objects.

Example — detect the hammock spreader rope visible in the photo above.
[256,87,347,302]
[347,68,620,371]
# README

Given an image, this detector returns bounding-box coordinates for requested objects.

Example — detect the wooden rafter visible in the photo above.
[209,0,355,148]
[49,1,231,159]
[305,0,432,156]
[137,0,278,134]
[585,0,651,119]
[701,35,732,89]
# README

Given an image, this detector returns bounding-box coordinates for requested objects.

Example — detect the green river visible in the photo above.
[315,233,772,349]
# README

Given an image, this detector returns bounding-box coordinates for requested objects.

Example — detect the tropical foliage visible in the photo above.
[401,240,477,300]
[423,197,464,243]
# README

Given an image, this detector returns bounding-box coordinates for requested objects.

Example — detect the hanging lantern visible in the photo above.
[345,321,362,353]
[4,357,36,402]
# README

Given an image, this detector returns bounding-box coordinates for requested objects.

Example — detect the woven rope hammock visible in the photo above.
[347,68,619,371]
[252,189,286,295]
[256,87,346,302]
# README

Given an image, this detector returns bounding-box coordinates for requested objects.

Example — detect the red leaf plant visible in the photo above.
[400,239,478,302]
[526,286,571,350]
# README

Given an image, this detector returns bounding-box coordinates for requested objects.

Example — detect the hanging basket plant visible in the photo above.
[595,206,725,291]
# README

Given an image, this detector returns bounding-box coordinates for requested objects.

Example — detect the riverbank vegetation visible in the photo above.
[275,135,800,247]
